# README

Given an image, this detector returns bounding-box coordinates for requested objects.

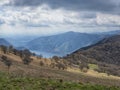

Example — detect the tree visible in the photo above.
[39,54,43,59]
[39,61,44,66]
[21,49,33,65]
[52,56,60,63]
[22,57,33,65]
[23,49,31,57]
[19,50,24,59]
[32,53,36,56]
[0,45,8,54]
[8,45,14,53]
[79,63,89,73]
[50,62,56,68]
[13,49,18,55]
[56,63,67,70]
[1,55,7,61]
[82,67,88,73]
[1,55,12,73]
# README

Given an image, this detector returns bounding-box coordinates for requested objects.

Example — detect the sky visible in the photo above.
[0,0,120,36]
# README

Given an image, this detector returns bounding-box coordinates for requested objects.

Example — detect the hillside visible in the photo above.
[65,35,120,76]
[76,35,120,65]
[0,45,120,88]
[26,31,104,56]
[0,38,11,46]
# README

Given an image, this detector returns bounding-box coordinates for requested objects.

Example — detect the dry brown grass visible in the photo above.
[0,53,120,87]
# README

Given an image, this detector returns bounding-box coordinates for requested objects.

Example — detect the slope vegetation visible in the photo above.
[65,35,120,76]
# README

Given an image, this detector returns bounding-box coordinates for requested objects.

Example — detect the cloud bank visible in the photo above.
[0,0,120,36]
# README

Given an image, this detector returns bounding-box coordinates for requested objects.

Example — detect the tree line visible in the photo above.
[0,45,34,72]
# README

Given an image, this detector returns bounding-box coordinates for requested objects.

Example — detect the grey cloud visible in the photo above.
[79,13,97,19]
[10,0,118,13]
[26,24,50,27]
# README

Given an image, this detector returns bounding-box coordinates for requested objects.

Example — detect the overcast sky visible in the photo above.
[0,0,120,36]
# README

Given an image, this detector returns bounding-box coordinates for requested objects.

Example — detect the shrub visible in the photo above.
[22,57,33,65]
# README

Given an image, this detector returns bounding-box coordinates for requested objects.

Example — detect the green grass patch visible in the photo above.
[0,71,119,90]
[88,64,98,70]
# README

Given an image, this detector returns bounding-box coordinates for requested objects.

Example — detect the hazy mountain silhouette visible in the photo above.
[0,38,11,46]
[26,31,104,55]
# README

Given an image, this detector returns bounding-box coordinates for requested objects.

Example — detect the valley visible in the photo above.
[0,0,120,89]
[2,31,120,57]
[0,47,120,88]
[0,31,120,89]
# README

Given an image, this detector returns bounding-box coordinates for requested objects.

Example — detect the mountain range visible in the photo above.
[26,30,120,56]
[1,30,120,57]
[26,31,104,56]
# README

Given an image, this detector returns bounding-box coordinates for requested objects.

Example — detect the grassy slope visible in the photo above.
[0,72,120,90]
[0,53,120,89]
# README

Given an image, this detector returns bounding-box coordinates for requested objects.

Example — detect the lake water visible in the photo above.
[30,50,63,58]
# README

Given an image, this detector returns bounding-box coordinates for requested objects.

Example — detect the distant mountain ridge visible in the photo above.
[2,30,120,57]
[0,38,11,46]
[26,31,104,55]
